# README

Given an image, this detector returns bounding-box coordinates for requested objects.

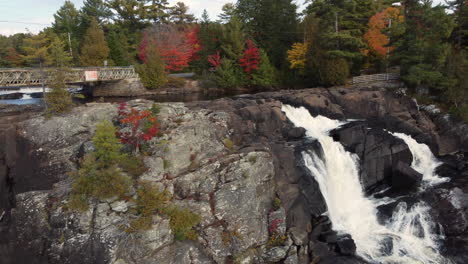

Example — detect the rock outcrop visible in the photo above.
[1,85,467,264]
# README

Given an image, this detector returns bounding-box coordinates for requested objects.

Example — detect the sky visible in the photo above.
[0,0,307,36]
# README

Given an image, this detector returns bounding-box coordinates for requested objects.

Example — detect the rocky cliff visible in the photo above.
[0,86,467,264]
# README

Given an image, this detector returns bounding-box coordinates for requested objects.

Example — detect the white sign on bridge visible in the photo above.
[85,71,98,81]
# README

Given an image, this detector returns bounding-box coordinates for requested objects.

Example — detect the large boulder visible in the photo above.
[391,161,423,192]
[331,121,413,192]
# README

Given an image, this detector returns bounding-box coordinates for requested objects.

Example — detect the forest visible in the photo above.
[0,0,466,119]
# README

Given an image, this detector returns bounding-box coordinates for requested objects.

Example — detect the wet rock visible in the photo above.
[331,122,413,192]
[286,127,306,140]
[336,235,356,256]
[392,161,422,192]
[310,240,333,259]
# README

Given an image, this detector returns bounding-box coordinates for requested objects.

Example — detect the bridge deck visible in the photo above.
[0,67,138,87]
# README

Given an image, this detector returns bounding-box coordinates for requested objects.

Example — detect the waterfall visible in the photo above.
[282,105,448,264]
[21,94,33,100]
[392,133,449,186]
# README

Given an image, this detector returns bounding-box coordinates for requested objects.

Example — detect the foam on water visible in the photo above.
[392,132,450,186]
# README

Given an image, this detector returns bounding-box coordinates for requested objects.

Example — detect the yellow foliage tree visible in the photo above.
[287,42,308,73]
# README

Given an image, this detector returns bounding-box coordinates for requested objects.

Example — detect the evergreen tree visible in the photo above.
[201,9,210,23]
[106,0,150,30]
[81,0,112,24]
[107,28,131,66]
[391,1,454,92]
[218,3,236,23]
[136,39,167,89]
[214,59,247,89]
[147,0,170,23]
[49,36,72,67]
[447,0,467,49]
[305,0,375,74]
[220,16,245,61]
[237,0,298,67]
[52,0,80,62]
[80,18,110,66]
[79,0,112,37]
[169,2,195,25]
[251,49,278,89]
[45,68,74,115]
[22,33,51,67]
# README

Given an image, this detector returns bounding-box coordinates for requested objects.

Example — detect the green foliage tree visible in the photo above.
[319,58,350,86]
[218,3,236,23]
[69,121,131,211]
[220,16,245,61]
[136,40,168,89]
[391,1,454,92]
[251,50,278,89]
[45,69,74,115]
[107,27,132,66]
[93,121,125,165]
[22,33,51,67]
[169,2,195,26]
[49,36,72,67]
[237,0,299,67]
[52,0,80,63]
[79,0,112,37]
[304,0,375,75]
[80,18,110,66]
[214,59,247,89]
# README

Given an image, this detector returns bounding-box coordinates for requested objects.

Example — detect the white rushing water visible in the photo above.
[392,133,450,186]
[282,105,448,264]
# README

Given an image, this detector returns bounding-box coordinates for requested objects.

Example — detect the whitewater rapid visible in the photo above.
[282,105,448,264]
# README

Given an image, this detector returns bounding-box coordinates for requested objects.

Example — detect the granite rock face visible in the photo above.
[1,86,467,264]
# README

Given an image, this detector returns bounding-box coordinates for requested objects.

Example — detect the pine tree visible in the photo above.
[251,49,277,89]
[52,0,80,62]
[146,0,170,23]
[106,0,150,30]
[304,0,376,74]
[49,36,72,67]
[80,18,110,66]
[81,0,112,24]
[201,9,210,23]
[136,38,167,89]
[237,0,299,67]
[22,33,51,67]
[218,3,236,23]
[392,1,454,92]
[220,16,245,61]
[107,29,131,66]
[79,0,112,37]
[45,68,74,115]
[169,2,195,26]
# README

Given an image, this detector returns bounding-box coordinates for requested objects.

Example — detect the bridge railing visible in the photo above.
[0,66,138,87]
[351,73,400,84]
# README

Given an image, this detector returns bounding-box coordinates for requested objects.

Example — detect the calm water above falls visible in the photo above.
[282,105,450,264]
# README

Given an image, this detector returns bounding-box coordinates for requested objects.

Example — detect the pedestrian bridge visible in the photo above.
[0,66,138,88]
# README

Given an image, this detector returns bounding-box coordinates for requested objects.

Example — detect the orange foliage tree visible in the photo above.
[364,7,403,58]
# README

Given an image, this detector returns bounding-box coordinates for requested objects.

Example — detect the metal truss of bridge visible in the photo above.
[0,67,138,88]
